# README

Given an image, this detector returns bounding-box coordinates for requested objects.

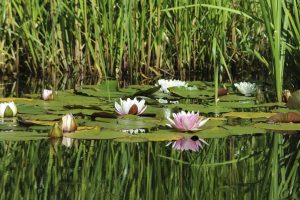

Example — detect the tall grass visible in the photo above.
[1,0,300,98]
[259,0,289,102]
[0,0,272,83]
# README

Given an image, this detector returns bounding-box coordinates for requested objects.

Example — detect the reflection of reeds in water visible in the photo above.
[0,134,299,199]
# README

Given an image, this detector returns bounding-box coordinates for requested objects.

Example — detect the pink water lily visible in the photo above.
[167,111,209,132]
[115,98,147,116]
[167,136,208,152]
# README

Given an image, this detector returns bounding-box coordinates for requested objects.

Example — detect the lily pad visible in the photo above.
[169,87,214,99]
[254,123,300,130]
[168,104,234,114]
[222,125,266,135]
[0,131,47,141]
[219,94,255,102]
[223,112,276,119]
[64,127,119,139]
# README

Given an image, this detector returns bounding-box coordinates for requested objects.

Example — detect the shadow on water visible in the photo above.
[0,133,299,199]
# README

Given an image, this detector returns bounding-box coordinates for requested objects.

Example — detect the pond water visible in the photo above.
[0,80,300,199]
[0,134,299,199]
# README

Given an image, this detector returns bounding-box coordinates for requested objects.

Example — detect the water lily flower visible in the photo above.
[157,79,188,93]
[115,98,147,116]
[42,89,54,101]
[167,136,208,152]
[121,128,146,134]
[0,102,17,118]
[234,81,256,96]
[62,137,74,148]
[167,111,209,132]
[62,113,77,132]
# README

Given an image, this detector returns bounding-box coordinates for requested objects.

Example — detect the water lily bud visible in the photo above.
[0,102,17,118]
[48,122,63,138]
[61,113,77,132]
[42,89,54,101]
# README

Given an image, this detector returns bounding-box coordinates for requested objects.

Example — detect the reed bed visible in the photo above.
[0,1,267,81]
[0,0,300,100]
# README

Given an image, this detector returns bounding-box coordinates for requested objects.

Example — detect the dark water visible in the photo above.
[0,133,299,199]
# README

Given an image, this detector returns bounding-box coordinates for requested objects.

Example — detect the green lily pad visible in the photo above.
[254,123,300,130]
[194,127,230,138]
[219,94,255,102]
[120,85,161,97]
[222,125,266,135]
[64,127,123,139]
[113,136,149,143]
[169,87,214,99]
[75,80,125,98]
[168,104,234,114]
[223,112,275,119]
[0,131,48,141]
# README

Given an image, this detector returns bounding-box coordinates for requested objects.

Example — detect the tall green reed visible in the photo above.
[259,0,289,102]
[0,0,274,86]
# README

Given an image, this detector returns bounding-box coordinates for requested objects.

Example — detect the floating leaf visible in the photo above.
[219,94,255,102]
[0,98,33,102]
[169,87,214,99]
[168,104,234,114]
[266,112,300,123]
[254,123,300,130]
[222,125,266,135]
[0,131,47,141]
[131,86,161,97]
[223,112,275,119]
[91,112,118,119]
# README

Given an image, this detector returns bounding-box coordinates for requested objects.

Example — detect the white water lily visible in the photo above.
[42,89,53,101]
[62,113,77,132]
[0,102,17,118]
[115,98,147,116]
[62,137,74,148]
[234,82,256,96]
[157,79,188,93]
[121,128,146,134]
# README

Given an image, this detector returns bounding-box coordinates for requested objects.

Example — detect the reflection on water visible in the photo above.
[0,134,299,199]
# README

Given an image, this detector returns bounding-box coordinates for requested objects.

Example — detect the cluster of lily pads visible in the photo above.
[1,79,299,152]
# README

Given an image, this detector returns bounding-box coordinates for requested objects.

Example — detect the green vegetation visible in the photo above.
[1,0,300,101]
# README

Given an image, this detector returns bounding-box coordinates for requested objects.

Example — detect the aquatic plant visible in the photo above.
[121,129,146,134]
[62,113,77,132]
[157,79,188,93]
[48,122,63,138]
[286,90,300,109]
[42,89,54,101]
[167,111,209,132]
[282,89,291,103]
[166,136,208,152]
[115,98,147,116]
[62,137,73,148]
[0,102,17,118]
[234,82,256,96]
